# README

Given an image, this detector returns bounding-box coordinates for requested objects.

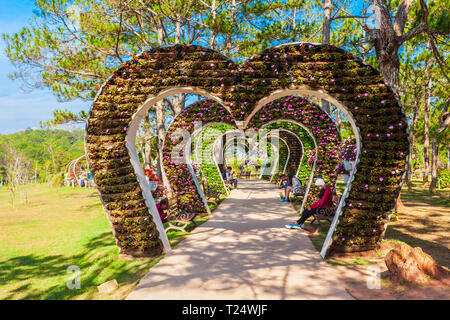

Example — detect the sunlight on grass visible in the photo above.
[0,184,221,300]
[305,178,449,267]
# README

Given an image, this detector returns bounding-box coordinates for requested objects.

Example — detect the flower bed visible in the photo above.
[335,137,357,175]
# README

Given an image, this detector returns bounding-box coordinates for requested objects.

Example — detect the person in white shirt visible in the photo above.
[282,175,303,202]
[223,166,238,189]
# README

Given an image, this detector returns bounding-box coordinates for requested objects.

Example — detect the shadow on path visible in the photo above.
[127,180,353,300]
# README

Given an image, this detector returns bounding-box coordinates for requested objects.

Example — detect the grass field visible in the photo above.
[0,184,212,300]
[305,179,450,268]
[0,178,448,300]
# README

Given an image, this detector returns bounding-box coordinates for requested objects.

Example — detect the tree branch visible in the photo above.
[397,0,428,44]
[393,0,415,36]
[331,15,368,21]
[428,33,450,82]
[436,112,450,134]
[115,10,124,63]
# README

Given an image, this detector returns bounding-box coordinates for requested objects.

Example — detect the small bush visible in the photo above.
[49,172,64,187]
[438,169,450,188]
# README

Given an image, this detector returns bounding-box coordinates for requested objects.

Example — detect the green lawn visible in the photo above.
[0,184,209,300]
[306,178,450,267]
[1,178,448,299]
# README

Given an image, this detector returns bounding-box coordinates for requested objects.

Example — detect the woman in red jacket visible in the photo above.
[156,199,169,223]
[285,177,332,229]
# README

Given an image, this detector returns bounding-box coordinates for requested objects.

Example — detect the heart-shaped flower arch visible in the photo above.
[163,95,341,239]
[86,43,408,258]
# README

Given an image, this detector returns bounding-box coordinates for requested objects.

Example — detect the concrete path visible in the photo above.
[127,179,354,300]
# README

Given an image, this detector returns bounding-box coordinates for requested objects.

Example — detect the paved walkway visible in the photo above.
[127,179,354,300]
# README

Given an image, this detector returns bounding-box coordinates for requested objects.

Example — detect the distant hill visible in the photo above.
[0,128,85,183]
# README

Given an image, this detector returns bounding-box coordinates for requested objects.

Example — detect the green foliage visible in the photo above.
[193,121,235,195]
[40,109,88,128]
[0,128,84,183]
[2,0,324,100]
[438,169,450,188]
[49,172,64,187]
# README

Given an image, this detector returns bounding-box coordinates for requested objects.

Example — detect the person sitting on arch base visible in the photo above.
[285,177,332,229]
[223,166,238,190]
[280,174,303,203]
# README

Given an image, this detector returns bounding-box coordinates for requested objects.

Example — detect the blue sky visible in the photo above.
[0,0,89,134]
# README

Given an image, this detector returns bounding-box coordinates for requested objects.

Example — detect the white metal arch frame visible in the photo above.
[260,127,307,180]
[257,136,282,181]
[256,132,290,182]
[265,136,289,182]
[212,129,247,192]
[245,90,359,258]
[126,87,233,253]
[192,123,240,194]
[259,119,319,214]
[65,155,87,186]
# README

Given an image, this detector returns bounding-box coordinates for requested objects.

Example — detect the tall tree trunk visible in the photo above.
[335,109,341,133]
[321,0,332,113]
[429,135,439,193]
[406,104,419,191]
[172,18,184,117]
[369,0,401,92]
[423,77,432,185]
[154,20,166,181]
[175,14,181,43]
[322,0,331,45]
[172,94,183,115]
[156,18,164,45]
[430,110,450,192]
[368,0,427,213]
[447,148,450,169]
[209,0,217,49]
[144,137,152,170]
[377,49,401,92]
[291,7,297,42]
[225,0,236,55]
[155,101,165,181]
[143,116,152,170]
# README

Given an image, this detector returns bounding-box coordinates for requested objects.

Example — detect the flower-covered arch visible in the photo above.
[86,43,408,258]
[179,95,341,214]
[248,96,341,210]
[262,121,316,182]
[260,129,304,180]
